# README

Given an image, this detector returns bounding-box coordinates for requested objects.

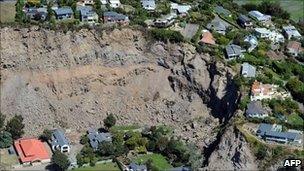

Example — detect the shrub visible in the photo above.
[150,29,184,43]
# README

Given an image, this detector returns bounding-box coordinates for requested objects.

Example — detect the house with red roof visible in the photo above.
[199,30,216,45]
[14,138,51,165]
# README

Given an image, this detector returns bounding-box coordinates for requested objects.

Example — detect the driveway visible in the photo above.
[181,24,199,39]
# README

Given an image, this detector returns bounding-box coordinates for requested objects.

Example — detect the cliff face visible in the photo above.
[0,26,257,169]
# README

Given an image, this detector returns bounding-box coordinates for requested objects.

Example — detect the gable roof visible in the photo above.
[200,30,216,45]
[241,62,256,77]
[238,15,251,23]
[286,41,301,51]
[214,6,231,17]
[51,129,69,147]
[88,129,112,150]
[104,11,128,20]
[283,25,302,38]
[141,0,156,10]
[246,101,266,116]
[14,138,50,163]
[54,7,73,16]
[226,44,243,57]
[171,3,191,14]
[249,10,271,21]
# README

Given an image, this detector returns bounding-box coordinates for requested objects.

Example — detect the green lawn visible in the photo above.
[73,162,120,171]
[0,149,19,169]
[287,113,304,127]
[135,153,172,170]
[234,0,304,22]
[110,125,141,132]
[0,1,16,23]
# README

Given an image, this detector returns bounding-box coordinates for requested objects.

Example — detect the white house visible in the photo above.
[141,0,156,11]
[100,0,107,5]
[108,0,120,8]
[51,129,71,153]
[254,28,284,43]
[254,28,271,38]
[170,3,191,16]
[283,25,302,40]
[249,10,271,22]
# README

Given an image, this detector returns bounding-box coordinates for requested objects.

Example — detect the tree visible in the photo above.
[256,145,267,160]
[5,115,24,140]
[15,0,26,22]
[0,113,5,130]
[103,114,116,129]
[39,129,52,142]
[98,141,115,156]
[0,131,13,148]
[52,151,70,171]
[80,134,89,145]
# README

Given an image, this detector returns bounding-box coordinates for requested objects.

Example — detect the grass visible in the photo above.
[287,113,304,127]
[0,149,19,168]
[0,1,16,23]
[73,162,120,171]
[234,0,304,22]
[110,125,141,132]
[135,153,172,170]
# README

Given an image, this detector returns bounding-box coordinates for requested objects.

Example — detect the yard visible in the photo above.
[287,113,304,127]
[73,162,119,171]
[0,148,20,169]
[134,153,172,170]
[0,1,16,23]
[234,0,304,22]
[110,124,141,132]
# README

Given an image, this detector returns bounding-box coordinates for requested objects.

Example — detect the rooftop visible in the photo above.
[246,101,266,116]
[54,7,73,16]
[215,6,231,17]
[51,129,69,147]
[241,62,256,77]
[226,44,243,57]
[104,11,128,20]
[286,41,301,51]
[88,129,112,150]
[283,25,302,37]
[200,30,216,45]
[14,138,50,163]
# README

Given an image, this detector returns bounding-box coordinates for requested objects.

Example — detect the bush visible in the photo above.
[0,131,13,148]
[104,114,116,129]
[150,29,184,43]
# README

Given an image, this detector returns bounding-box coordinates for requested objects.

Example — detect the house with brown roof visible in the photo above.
[199,30,216,45]
[250,80,289,101]
[286,41,302,57]
[14,138,51,165]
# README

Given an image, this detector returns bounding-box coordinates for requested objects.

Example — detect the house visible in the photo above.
[108,0,120,8]
[241,62,256,78]
[207,20,227,35]
[246,101,268,118]
[54,7,73,20]
[225,44,245,59]
[87,129,112,150]
[244,35,258,52]
[214,6,231,17]
[282,25,302,40]
[199,30,216,45]
[128,162,147,171]
[25,7,48,21]
[254,28,284,43]
[51,129,71,153]
[286,41,302,56]
[248,10,271,22]
[77,6,98,23]
[103,11,129,24]
[170,3,191,16]
[79,0,94,5]
[237,15,252,28]
[254,28,271,38]
[14,138,51,165]
[250,80,276,101]
[141,0,156,11]
[153,13,176,28]
[257,123,302,144]
[100,0,107,5]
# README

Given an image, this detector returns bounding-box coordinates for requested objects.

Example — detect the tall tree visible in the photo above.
[39,129,53,142]
[103,114,116,129]
[5,115,24,140]
[0,131,13,148]
[15,0,26,22]
[52,151,70,171]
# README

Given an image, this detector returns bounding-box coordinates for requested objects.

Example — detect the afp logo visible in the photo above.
[283,159,302,167]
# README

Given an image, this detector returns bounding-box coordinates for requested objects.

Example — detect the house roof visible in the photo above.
[214,6,231,17]
[249,10,271,21]
[246,101,266,116]
[141,0,156,10]
[77,6,96,17]
[238,15,251,23]
[200,30,216,45]
[88,129,112,150]
[244,35,258,46]
[14,138,50,163]
[54,7,73,16]
[257,123,301,141]
[286,41,301,52]
[168,166,191,171]
[255,28,270,34]
[226,44,243,57]
[129,162,147,171]
[251,80,273,96]
[171,3,191,14]
[208,20,227,31]
[283,25,302,38]
[241,62,256,77]
[51,129,69,147]
[104,11,128,20]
